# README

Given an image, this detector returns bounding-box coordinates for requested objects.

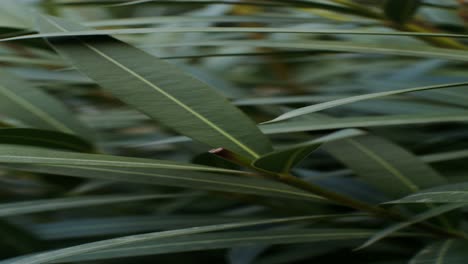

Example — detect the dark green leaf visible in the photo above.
[409,240,468,264]
[384,0,420,24]
[0,128,93,152]
[358,203,466,249]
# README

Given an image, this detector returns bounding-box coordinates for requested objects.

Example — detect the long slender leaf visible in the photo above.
[260,112,468,134]
[0,215,335,264]
[388,183,468,203]
[7,28,468,42]
[264,82,468,123]
[38,16,272,160]
[60,228,378,262]
[0,145,322,201]
[0,194,185,217]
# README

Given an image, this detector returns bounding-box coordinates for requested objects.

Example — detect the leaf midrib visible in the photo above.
[346,138,419,193]
[44,16,261,159]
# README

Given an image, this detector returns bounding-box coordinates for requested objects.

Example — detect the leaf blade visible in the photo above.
[38,16,272,160]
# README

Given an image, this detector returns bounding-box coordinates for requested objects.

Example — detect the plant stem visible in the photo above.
[276,172,468,240]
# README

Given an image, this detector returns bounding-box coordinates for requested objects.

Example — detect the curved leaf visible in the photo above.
[38,16,272,160]
[388,182,468,204]
[264,82,468,124]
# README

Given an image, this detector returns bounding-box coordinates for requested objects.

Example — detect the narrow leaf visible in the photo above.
[38,16,272,160]
[0,128,93,152]
[0,215,332,264]
[358,203,466,249]
[323,134,446,199]
[0,145,322,201]
[264,82,468,123]
[388,182,468,203]
[0,194,183,217]
[260,112,468,134]
[61,228,377,262]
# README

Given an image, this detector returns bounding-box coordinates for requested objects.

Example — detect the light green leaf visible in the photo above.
[0,70,92,136]
[358,203,466,249]
[252,129,365,173]
[0,0,31,29]
[38,16,272,160]
[264,82,468,124]
[409,240,468,264]
[323,134,446,199]
[387,182,468,203]
[0,194,184,217]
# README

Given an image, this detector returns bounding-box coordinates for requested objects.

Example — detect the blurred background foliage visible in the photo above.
[2,0,468,263]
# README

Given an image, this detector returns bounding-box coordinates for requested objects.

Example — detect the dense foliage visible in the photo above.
[2,0,468,263]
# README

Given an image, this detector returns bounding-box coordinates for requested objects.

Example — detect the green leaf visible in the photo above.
[252,129,365,173]
[409,240,468,264]
[0,215,338,264]
[387,182,468,203]
[358,203,466,249]
[61,228,376,262]
[0,70,91,136]
[34,215,258,240]
[263,82,468,124]
[0,145,322,201]
[0,128,93,152]
[37,16,272,160]
[260,112,468,134]
[322,134,446,199]
[131,40,468,62]
[384,0,420,24]
[8,27,468,42]
[0,194,184,217]
[0,0,31,29]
